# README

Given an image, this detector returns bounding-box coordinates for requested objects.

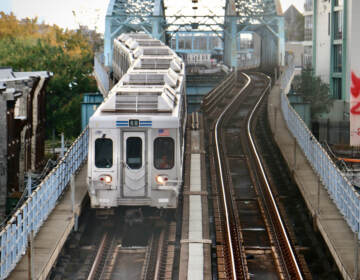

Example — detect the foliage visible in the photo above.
[292,68,333,118]
[0,12,102,137]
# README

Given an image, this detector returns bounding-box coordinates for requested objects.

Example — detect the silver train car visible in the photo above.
[87,33,186,209]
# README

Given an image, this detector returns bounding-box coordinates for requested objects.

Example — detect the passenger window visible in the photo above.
[126,137,142,169]
[154,137,174,169]
[95,138,113,168]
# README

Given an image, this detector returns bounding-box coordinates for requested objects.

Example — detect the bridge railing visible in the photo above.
[0,128,89,279]
[280,63,360,237]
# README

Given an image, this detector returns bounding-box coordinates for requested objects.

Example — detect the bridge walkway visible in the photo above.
[7,164,88,280]
[268,81,359,280]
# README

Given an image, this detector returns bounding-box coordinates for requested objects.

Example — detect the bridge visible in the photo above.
[1,0,360,279]
[95,0,285,95]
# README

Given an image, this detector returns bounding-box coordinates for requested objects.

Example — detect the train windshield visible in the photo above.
[95,138,113,168]
[154,137,174,169]
[126,137,142,169]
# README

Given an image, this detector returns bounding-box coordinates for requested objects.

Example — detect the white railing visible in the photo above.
[0,128,89,279]
[280,63,360,238]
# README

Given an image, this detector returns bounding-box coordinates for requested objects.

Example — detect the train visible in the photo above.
[87,33,186,210]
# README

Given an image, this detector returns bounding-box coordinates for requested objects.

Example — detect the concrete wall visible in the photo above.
[315,0,331,83]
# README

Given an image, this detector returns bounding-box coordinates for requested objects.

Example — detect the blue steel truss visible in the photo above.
[224,0,284,67]
[104,0,166,66]
[104,0,284,69]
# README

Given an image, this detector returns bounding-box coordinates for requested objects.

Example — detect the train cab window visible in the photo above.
[95,138,113,168]
[154,137,174,169]
[126,137,142,169]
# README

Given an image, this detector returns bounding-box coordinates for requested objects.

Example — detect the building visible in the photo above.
[0,68,51,218]
[283,6,305,75]
[304,0,360,145]
[284,4,304,42]
[303,0,313,67]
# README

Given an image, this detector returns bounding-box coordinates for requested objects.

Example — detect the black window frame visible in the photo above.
[94,138,113,168]
[126,137,143,169]
[154,137,175,170]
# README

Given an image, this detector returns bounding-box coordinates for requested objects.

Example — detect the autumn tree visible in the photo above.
[0,12,100,137]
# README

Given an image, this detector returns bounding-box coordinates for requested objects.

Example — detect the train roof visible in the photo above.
[117,68,182,88]
[115,33,179,60]
[99,86,178,113]
[132,57,182,72]
[90,33,185,126]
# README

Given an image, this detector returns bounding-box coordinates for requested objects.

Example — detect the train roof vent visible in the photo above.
[126,39,162,50]
[143,48,171,56]
[118,33,151,42]
[114,93,175,112]
[134,58,172,70]
[133,47,172,58]
[137,40,162,46]
[116,95,158,111]
[122,73,165,85]
[166,69,180,86]
[101,87,177,113]
[170,58,182,72]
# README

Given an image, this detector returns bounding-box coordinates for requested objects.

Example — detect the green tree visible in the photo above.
[0,12,98,137]
[292,68,333,118]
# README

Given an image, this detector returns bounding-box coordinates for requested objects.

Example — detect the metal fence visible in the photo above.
[280,64,360,238]
[0,128,89,279]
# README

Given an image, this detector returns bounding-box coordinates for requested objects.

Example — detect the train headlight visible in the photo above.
[100,175,112,184]
[156,175,168,185]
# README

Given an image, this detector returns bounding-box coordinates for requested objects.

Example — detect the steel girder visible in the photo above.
[102,0,284,69]
[164,0,225,34]
[224,0,285,68]
[104,0,166,66]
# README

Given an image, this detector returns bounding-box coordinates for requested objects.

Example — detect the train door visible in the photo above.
[122,132,147,197]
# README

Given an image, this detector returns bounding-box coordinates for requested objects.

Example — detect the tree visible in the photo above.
[292,68,333,119]
[0,12,99,137]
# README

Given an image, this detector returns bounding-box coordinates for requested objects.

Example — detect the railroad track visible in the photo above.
[86,215,176,280]
[203,71,304,279]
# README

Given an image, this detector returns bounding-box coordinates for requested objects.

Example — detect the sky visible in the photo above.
[0,0,305,34]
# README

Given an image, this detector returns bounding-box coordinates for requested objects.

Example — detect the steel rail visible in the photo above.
[214,72,251,279]
[87,233,108,280]
[153,229,165,280]
[246,73,303,279]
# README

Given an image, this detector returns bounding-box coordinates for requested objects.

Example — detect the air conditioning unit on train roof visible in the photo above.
[125,39,163,50]
[165,69,179,87]
[170,58,182,72]
[133,58,172,70]
[120,73,165,86]
[100,87,176,113]
[132,57,182,73]
[133,47,171,59]
[118,33,151,43]
[120,70,179,88]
